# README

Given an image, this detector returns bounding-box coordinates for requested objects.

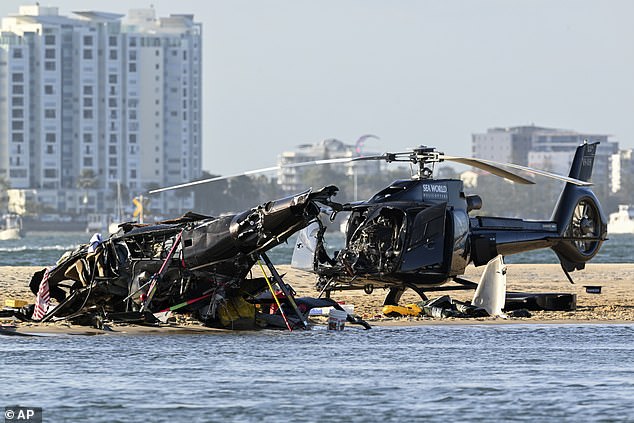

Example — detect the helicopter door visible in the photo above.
[399,203,447,272]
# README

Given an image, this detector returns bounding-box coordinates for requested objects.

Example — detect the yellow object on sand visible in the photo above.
[218,296,256,329]
[382,303,422,317]
[5,299,28,308]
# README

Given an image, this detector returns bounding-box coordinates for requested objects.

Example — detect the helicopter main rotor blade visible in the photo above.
[442,156,535,184]
[443,156,593,186]
[149,166,280,194]
[148,157,362,194]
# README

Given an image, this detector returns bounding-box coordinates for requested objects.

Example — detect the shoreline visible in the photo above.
[2,263,634,335]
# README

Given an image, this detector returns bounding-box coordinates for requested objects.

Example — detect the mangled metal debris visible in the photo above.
[383,296,492,319]
[15,187,370,331]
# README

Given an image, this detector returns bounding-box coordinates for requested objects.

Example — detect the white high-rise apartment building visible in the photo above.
[0,5,201,216]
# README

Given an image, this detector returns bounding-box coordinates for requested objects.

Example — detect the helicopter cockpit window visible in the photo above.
[371,185,407,201]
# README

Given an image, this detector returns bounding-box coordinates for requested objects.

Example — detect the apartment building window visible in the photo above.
[110,110,117,119]
[12,109,23,118]
[12,97,23,106]
[109,74,117,83]
[10,169,27,178]
[109,36,117,46]
[83,133,93,143]
[109,146,117,154]
[83,49,93,60]
[129,63,136,72]
[12,85,23,94]
[83,85,93,95]
[129,110,137,120]
[46,145,54,154]
[44,35,55,45]
[108,98,117,107]
[45,61,56,71]
[109,158,117,166]
[130,169,137,178]
[83,157,93,166]
[44,85,54,95]
[83,36,93,46]
[129,134,137,143]
[45,109,56,119]
[109,134,117,143]
[46,133,55,143]
[13,49,22,58]
[129,50,136,60]
[129,37,137,47]
[83,110,93,119]
[45,49,55,59]
[83,98,93,107]
[12,133,24,142]
[109,50,117,60]
[11,73,23,82]
[44,169,57,178]
[12,121,24,130]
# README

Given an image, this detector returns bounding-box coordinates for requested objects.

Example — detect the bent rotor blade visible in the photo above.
[442,156,535,184]
[444,156,593,186]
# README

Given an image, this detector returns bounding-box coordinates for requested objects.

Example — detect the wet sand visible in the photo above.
[1,263,633,334]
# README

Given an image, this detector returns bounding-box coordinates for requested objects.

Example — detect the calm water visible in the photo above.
[1,324,633,422]
[0,231,631,267]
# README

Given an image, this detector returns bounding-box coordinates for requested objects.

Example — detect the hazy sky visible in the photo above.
[2,0,633,177]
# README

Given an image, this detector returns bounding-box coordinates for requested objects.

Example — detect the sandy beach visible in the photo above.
[1,263,633,334]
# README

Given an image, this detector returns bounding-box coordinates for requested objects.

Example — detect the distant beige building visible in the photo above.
[277,138,381,194]
[472,125,620,204]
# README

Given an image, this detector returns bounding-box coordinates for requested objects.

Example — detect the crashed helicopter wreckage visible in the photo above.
[19,141,607,328]
[23,186,370,330]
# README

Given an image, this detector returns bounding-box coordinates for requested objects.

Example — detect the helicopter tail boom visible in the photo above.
[469,142,607,271]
